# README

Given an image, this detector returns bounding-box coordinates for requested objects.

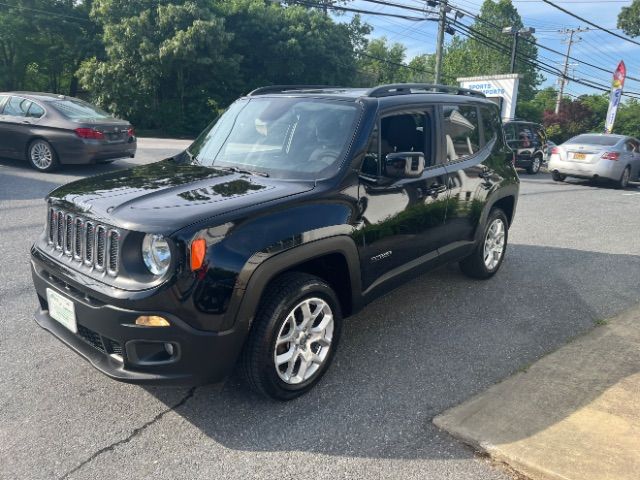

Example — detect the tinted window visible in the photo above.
[566,135,619,146]
[189,97,359,180]
[503,123,517,142]
[51,99,111,120]
[517,124,535,148]
[27,103,45,118]
[3,96,31,117]
[480,105,501,144]
[444,105,480,162]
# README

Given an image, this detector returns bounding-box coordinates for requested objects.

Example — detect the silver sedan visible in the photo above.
[548,133,640,188]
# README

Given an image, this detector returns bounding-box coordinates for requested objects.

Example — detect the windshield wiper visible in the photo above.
[218,166,270,177]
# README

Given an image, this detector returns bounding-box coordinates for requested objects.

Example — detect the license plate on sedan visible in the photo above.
[46,288,77,333]
[573,152,586,160]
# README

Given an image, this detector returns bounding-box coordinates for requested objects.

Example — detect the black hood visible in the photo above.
[48,159,315,233]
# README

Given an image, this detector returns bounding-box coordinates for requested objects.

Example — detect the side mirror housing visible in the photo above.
[384,152,425,178]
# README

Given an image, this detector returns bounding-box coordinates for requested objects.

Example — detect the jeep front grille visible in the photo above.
[47,206,121,276]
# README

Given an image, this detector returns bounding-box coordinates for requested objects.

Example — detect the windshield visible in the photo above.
[566,135,620,146]
[188,97,360,180]
[51,99,112,121]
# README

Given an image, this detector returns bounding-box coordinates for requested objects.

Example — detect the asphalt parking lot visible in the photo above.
[1,139,640,480]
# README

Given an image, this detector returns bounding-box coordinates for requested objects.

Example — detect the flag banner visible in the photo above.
[604,61,626,134]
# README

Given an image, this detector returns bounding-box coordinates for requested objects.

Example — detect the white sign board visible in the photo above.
[457,74,521,122]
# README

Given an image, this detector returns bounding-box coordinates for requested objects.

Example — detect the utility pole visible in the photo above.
[555,27,587,114]
[434,0,447,85]
[502,26,535,74]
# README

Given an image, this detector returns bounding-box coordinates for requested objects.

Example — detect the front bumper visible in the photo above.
[548,157,624,181]
[31,255,247,386]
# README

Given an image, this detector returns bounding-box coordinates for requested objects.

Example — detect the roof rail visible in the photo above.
[247,85,343,96]
[366,83,485,98]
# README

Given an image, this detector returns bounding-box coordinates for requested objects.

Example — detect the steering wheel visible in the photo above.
[308,148,341,167]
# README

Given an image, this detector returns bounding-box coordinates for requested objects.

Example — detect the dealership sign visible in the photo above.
[458,74,521,122]
[604,61,626,134]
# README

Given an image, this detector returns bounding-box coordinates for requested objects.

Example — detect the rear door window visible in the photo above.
[443,105,480,162]
[0,95,8,113]
[27,103,45,118]
[3,96,31,117]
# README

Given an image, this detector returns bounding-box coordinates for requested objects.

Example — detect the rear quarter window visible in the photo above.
[444,105,480,162]
[480,105,501,144]
[51,99,111,121]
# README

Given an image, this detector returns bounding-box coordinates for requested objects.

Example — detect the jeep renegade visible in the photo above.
[31,84,519,400]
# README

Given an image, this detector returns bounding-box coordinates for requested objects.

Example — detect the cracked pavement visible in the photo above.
[1,139,640,479]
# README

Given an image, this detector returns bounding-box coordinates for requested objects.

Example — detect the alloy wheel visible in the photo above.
[483,218,506,270]
[273,297,334,385]
[621,167,630,188]
[30,141,53,170]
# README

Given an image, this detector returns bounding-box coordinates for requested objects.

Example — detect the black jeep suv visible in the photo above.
[31,84,519,400]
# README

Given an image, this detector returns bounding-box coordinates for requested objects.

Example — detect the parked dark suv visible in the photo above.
[31,84,519,400]
[503,120,547,174]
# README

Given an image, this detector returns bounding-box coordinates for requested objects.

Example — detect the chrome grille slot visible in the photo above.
[73,218,83,260]
[48,207,56,244]
[107,230,120,275]
[56,211,64,249]
[44,207,122,277]
[64,214,74,255]
[95,226,106,270]
[84,222,95,265]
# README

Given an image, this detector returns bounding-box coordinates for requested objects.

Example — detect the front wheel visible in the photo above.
[240,272,342,400]
[460,208,509,279]
[27,139,58,172]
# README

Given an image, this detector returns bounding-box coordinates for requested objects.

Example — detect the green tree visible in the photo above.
[442,0,542,100]
[516,86,557,122]
[357,37,408,85]
[0,1,99,94]
[617,0,640,37]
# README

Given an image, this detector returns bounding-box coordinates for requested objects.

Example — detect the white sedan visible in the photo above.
[548,133,640,188]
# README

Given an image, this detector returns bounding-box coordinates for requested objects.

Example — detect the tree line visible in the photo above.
[0,0,637,140]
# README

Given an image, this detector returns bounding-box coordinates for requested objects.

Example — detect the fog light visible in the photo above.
[135,315,170,327]
[164,342,174,356]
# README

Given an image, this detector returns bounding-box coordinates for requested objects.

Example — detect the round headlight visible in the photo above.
[142,234,171,276]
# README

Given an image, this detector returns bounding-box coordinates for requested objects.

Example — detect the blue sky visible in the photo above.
[333,0,640,97]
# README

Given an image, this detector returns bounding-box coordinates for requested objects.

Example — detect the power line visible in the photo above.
[290,0,431,21]
[448,3,640,83]
[539,0,640,47]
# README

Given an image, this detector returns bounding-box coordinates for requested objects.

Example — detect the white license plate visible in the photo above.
[46,288,77,333]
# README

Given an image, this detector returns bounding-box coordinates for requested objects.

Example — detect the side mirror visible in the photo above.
[384,152,425,179]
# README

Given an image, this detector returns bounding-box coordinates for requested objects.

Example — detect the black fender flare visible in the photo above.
[226,235,362,334]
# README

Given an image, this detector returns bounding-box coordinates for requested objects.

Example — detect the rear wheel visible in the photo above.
[527,154,542,174]
[618,166,631,189]
[460,208,509,279]
[240,272,342,400]
[27,139,58,172]
[551,171,566,182]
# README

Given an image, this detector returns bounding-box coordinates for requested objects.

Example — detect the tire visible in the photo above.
[27,139,58,172]
[460,208,509,279]
[526,154,542,174]
[240,272,342,400]
[618,166,631,189]
[551,171,566,182]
